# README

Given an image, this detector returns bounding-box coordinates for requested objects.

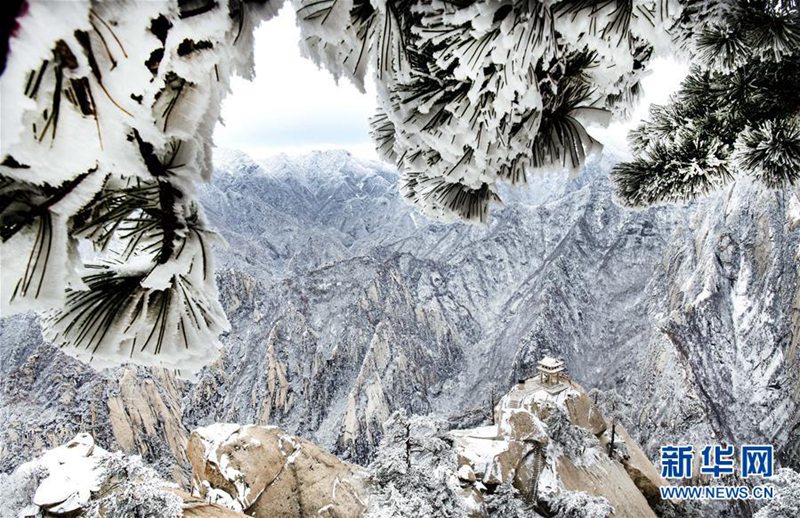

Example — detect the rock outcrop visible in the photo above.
[188,424,368,517]
[453,376,663,517]
[0,433,243,517]
[107,368,190,484]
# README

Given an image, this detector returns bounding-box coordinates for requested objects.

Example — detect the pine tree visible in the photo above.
[544,406,592,460]
[613,0,800,206]
[370,410,413,484]
[367,410,466,517]
[4,0,794,374]
[484,482,529,518]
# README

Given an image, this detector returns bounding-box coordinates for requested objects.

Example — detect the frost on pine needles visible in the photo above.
[5,0,786,375]
[613,0,800,206]
[295,0,677,222]
[1,1,279,377]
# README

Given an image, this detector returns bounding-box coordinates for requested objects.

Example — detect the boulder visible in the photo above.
[188,424,368,517]
[505,409,550,443]
[32,433,103,515]
[457,464,477,482]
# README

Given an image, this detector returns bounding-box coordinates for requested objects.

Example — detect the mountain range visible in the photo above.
[1,149,798,489]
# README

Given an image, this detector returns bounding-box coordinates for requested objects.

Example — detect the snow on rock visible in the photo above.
[0,433,246,517]
[452,375,666,517]
[188,424,368,517]
[31,433,103,513]
[105,367,190,484]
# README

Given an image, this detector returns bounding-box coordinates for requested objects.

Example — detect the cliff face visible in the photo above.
[1,150,797,488]
[187,424,368,516]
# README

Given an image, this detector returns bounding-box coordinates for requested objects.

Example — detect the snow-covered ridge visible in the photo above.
[1,150,798,517]
[213,148,396,184]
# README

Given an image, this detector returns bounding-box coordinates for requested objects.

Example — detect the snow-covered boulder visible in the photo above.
[31,433,103,514]
[0,433,242,517]
[188,424,368,517]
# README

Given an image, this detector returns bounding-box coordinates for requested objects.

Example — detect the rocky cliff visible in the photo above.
[0,377,663,518]
[1,149,797,504]
[453,375,664,517]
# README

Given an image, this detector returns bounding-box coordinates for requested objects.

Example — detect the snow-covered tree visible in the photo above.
[296,0,677,222]
[484,482,529,518]
[83,452,184,517]
[367,410,466,517]
[546,489,614,517]
[754,468,800,518]
[370,409,415,484]
[0,459,47,516]
[4,0,786,374]
[544,406,593,460]
[613,0,800,206]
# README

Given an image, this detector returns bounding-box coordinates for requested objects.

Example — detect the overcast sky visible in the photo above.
[213,5,687,161]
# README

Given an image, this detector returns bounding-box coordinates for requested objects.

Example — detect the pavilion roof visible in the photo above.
[538,356,564,369]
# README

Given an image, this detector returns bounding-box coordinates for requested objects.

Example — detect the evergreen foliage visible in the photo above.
[296,0,675,221]
[545,488,614,517]
[83,452,184,517]
[366,410,466,517]
[0,1,277,375]
[484,482,529,518]
[613,0,800,206]
[544,406,593,460]
[2,0,797,373]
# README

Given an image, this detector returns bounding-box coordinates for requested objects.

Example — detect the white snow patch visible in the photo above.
[31,434,106,514]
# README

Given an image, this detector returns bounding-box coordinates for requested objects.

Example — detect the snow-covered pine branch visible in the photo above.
[613,0,800,206]
[3,0,735,374]
[295,0,678,221]
[1,0,280,376]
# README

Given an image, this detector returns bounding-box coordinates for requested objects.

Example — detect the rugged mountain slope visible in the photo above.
[0,376,662,518]
[0,433,243,517]
[1,150,797,487]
